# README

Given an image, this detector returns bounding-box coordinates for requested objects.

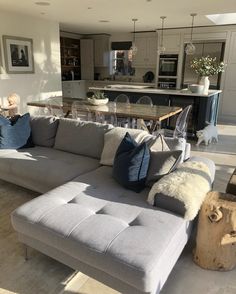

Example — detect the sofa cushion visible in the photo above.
[54,119,113,159]
[100,127,169,166]
[30,116,59,147]
[0,113,33,149]
[164,137,188,162]
[0,146,100,193]
[146,150,183,186]
[113,132,150,192]
[11,165,191,293]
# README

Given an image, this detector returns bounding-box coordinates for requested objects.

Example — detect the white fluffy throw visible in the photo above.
[147,161,212,220]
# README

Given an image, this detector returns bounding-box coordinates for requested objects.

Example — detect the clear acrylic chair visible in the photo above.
[136,96,153,106]
[45,98,64,117]
[158,105,192,139]
[71,101,93,122]
[114,94,131,127]
[135,96,153,130]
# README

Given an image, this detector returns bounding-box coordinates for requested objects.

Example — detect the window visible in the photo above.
[111,50,134,76]
[110,42,135,76]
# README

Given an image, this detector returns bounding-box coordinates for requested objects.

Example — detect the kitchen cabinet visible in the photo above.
[80,39,94,80]
[62,80,86,98]
[132,36,157,68]
[160,34,181,53]
[94,36,110,67]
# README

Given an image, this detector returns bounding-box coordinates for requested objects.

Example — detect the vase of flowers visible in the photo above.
[190,56,224,95]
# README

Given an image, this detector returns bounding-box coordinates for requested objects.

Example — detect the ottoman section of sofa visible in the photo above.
[11,175,191,293]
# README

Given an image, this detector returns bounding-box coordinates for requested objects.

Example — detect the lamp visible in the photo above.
[130,18,138,56]
[185,13,197,55]
[157,16,166,55]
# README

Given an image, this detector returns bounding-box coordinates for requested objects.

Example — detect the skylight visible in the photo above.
[206,13,236,25]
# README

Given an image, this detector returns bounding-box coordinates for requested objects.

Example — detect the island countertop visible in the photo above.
[89,85,222,97]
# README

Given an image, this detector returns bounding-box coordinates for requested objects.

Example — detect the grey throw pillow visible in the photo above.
[146,150,182,186]
[30,116,59,147]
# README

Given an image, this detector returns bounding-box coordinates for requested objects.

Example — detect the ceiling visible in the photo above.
[0,0,236,34]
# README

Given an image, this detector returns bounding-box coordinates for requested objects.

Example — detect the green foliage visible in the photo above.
[93,91,107,100]
[190,56,224,77]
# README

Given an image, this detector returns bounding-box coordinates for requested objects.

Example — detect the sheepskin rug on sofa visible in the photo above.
[147,161,212,220]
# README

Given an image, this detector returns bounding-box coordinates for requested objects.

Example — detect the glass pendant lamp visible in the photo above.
[157,16,166,55]
[185,13,197,55]
[130,18,138,56]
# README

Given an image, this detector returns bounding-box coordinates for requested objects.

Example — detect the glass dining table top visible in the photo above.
[27,97,182,122]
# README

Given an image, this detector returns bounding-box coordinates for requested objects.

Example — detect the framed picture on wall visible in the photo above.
[2,35,34,74]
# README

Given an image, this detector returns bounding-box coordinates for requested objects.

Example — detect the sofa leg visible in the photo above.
[24,244,29,261]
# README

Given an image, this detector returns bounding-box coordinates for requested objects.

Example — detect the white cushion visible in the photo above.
[100,127,169,166]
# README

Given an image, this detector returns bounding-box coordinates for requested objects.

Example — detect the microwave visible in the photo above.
[158,54,178,77]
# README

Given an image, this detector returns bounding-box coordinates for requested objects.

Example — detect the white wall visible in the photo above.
[0,11,62,114]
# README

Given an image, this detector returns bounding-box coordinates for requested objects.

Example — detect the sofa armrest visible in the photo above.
[153,156,215,217]
[187,156,215,185]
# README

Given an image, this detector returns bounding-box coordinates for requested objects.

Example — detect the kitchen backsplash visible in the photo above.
[94,66,156,83]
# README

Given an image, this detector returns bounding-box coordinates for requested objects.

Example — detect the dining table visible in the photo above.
[27,97,183,133]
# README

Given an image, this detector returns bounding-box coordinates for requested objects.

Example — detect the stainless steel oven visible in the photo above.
[158,54,178,77]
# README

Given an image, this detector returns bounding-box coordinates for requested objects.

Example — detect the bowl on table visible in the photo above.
[87,98,109,106]
[189,84,204,94]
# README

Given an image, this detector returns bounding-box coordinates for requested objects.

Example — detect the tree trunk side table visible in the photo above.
[193,191,236,271]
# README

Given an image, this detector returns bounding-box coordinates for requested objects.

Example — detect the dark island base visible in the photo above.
[103,90,220,139]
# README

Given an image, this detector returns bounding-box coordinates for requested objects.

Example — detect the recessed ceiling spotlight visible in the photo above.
[35,1,50,6]
[99,20,110,23]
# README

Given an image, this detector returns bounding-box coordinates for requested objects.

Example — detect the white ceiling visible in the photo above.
[0,0,236,34]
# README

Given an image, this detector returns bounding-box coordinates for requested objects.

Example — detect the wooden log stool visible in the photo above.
[193,191,236,271]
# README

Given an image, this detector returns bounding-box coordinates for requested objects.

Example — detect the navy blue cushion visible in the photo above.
[112,132,150,192]
[0,113,33,149]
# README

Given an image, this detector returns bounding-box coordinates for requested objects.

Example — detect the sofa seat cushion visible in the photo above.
[12,166,191,293]
[0,146,100,193]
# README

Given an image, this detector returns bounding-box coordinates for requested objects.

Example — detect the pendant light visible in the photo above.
[185,13,197,55]
[157,16,166,55]
[130,18,138,56]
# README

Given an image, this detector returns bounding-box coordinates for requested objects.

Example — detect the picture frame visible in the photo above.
[2,35,34,74]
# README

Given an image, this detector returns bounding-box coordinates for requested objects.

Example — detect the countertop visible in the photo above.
[62,80,156,87]
[89,86,222,97]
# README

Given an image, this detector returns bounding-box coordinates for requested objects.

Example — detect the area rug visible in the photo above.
[0,179,118,294]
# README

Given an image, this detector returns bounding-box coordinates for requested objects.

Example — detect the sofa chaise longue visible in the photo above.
[0,116,215,294]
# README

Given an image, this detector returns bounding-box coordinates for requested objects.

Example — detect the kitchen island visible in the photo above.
[89,86,222,138]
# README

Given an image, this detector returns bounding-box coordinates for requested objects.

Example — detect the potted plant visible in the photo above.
[87,91,109,105]
[190,56,224,95]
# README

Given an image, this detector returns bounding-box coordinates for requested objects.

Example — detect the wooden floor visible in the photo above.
[0,124,236,294]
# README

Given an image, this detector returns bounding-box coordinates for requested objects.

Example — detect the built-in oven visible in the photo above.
[158,77,177,89]
[158,54,178,77]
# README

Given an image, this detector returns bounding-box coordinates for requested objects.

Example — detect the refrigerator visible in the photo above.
[182,42,225,89]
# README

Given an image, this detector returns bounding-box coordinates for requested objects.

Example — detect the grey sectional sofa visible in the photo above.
[3,116,215,294]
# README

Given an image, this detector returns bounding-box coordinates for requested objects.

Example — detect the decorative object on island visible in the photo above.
[190,56,224,95]
[87,91,109,105]
[185,13,197,55]
[157,16,166,55]
[3,35,34,74]
[130,18,138,56]
[194,191,236,271]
